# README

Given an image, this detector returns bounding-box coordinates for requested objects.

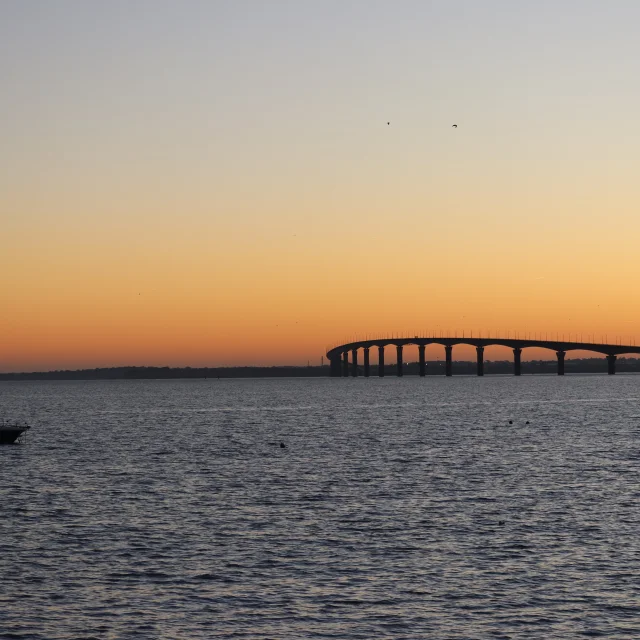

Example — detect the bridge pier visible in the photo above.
[476,346,484,376]
[513,348,522,376]
[342,351,349,377]
[396,345,403,377]
[418,345,426,377]
[607,354,617,375]
[556,351,565,376]
[378,346,385,377]
[363,347,370,377]
[330,355,342,377]
[445,345,452,376]
[351,349,358,377]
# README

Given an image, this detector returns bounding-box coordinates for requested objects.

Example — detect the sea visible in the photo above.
[1,375,639,639]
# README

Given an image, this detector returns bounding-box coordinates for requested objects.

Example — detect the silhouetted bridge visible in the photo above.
[326,336,640,377]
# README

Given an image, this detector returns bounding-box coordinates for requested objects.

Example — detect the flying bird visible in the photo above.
[452,124,458,128]
[387,122,390,125]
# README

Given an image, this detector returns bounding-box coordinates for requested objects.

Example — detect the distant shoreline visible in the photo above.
[3,358,640,380]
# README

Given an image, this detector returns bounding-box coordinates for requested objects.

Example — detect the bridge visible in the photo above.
[326,336,640,377]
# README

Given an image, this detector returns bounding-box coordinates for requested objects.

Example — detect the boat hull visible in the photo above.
[0,427,30,444]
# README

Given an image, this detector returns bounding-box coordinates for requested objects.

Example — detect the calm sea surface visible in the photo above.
[1,376,640,639]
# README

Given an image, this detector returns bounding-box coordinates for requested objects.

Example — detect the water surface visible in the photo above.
[1,376,639,638]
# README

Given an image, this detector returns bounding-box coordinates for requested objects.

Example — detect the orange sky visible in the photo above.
[2,2,640,372]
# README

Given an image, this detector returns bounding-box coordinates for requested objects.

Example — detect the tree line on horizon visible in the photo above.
[2,358,640,380]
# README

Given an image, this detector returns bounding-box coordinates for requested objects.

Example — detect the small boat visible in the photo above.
[0,420,31,444]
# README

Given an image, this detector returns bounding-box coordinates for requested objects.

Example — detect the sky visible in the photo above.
[2,0,640,371]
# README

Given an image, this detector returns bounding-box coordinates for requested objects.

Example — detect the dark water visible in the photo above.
[1,376,640,639]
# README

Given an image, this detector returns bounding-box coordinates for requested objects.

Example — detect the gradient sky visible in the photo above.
[2,0,640,371]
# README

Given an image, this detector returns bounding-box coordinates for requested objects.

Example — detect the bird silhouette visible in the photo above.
[452,124,458,128]
[387,122,390,125]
